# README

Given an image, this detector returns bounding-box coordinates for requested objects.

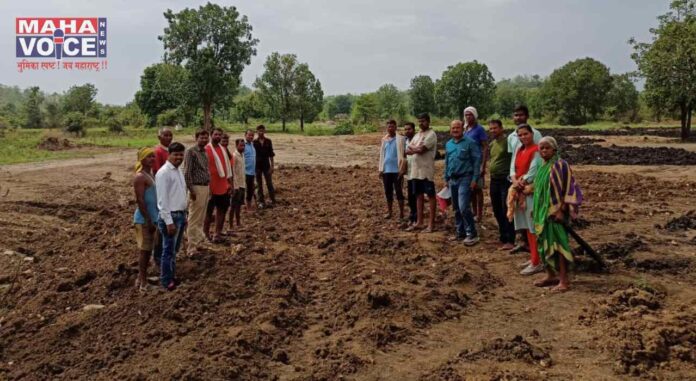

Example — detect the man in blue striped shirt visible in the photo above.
[444,120,482,245]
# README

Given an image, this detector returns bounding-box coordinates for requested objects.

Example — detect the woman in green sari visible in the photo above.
[532,137,583,292]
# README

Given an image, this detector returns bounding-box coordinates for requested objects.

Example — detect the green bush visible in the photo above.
[63,112,86,136]
[106,117,124,133]
[157,109,180,127]
[333,121,354,135]
[354,123,378,134]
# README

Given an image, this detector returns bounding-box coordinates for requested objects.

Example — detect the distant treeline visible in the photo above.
[1,0,693,139]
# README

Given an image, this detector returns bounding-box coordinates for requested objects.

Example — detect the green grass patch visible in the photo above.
[0,119,682,166]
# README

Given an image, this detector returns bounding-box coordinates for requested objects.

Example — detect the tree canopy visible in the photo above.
[631,0,696,139]
[160,2,258,129]
[541,57,613,125]
[434,61,495,120]
[409,75,435,116]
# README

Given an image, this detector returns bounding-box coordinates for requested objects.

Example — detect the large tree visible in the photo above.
[352,93,379,124]
[231,91,263,124]
[294,64,324,131]
[23,86,43,129]
[255,53,299,131]
[62,83,96,116]
[606,74,640,122]
[375,84,407,121]
[434,61,496,120]
[45,100,61,129]
[494,75,544,117]
[631,0,696,139]
[324,94,354,120]
[541,57,613,125]
[135,63,190,127]
[409,75,435,115]
[160,2,258,130]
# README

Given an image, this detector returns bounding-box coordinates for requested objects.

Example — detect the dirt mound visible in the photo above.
[461,335,551,365]
[537,127,686,139]
[562,136,606,144]
[597,235,648,261]
[37,136,75,151]
[562,144,696,165]
[617,311,696,376]
[436,129,696,165]
[419,336,550,381]
[663,211,696,231]
[0,165,501,380]
[580,284,696,377]
[597,286,664,318]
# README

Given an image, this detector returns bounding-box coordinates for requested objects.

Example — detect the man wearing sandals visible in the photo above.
[204,128,233,244]
[406,113,438,233]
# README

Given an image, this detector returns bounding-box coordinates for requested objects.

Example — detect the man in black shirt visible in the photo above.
[254,125,276,206]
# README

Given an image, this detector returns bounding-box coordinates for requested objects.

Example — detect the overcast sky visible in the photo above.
[1,0,670,105]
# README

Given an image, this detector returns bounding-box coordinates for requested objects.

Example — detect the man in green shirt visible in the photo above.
[488,119,516,250]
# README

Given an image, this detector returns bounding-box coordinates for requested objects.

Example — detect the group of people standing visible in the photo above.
[132,125,276,291]
[378,105,583,292]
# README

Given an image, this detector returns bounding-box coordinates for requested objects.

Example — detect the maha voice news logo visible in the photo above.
[15,17,108,73]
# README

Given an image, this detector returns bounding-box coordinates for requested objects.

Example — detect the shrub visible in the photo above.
[157,109,179,127]
[106,117,124,133]
[354,123,378,134]
[333,121,354,135]
[63,112,86,136]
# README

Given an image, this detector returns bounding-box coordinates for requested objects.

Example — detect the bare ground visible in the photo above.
[0,132,695,380]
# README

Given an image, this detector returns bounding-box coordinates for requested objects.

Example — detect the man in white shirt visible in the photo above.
[155,142,188,291]
[406,113,438,233]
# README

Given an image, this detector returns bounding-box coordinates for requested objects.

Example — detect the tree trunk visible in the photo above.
[685,106,692,140]
[300,110,305,132]
[203,103,212,131]
[282,117,286,132]
[680,102,688,141]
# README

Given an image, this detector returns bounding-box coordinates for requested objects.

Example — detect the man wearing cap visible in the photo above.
[463,106,488,223]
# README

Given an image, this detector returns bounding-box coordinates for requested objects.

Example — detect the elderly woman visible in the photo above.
[532,137,583,292]
[510,124,543,276]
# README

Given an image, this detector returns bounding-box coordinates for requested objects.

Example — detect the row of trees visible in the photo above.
[0,83,135,134]
[2,1,693,138]
[310,58,639,127]
[133,3,324,132]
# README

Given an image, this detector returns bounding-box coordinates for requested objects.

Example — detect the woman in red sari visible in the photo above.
[510,124,543,276]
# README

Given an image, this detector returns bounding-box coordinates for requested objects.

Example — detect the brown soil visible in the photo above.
[37,137,76,151]
[1,133,695,380]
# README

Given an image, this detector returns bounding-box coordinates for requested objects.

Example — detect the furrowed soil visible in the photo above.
[1,130,695,380]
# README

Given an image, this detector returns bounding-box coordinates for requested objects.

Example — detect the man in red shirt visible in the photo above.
[204,128,233,243]
[152,127,173,174]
